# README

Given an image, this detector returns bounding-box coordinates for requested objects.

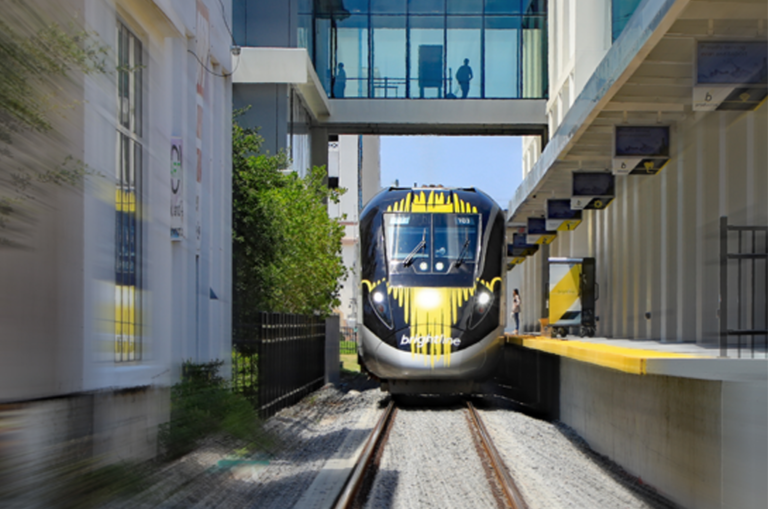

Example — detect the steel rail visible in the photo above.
[466,401,528,509]
[333,400,396,509]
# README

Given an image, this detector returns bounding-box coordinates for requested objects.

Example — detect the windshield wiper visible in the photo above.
[454,238,472,268]
[403,229,427,267]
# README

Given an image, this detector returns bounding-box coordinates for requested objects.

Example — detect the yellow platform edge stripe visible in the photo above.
[504,334,703,375]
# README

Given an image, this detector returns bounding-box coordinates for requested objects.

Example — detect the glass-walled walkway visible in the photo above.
[299,0,547,99]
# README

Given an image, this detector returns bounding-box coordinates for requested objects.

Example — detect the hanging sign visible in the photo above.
[546,199,583,231]
[171,137,183,240]
[694,41,768,111]
[571,173,615,210]
[527,217,557,244]
[612,126,670,176]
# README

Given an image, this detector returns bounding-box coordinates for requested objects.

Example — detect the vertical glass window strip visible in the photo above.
[485,16,520,98]
[372,0,406,14]
[115,22,143,362]
[335,15,369,97]
[447,0,483,14]
[612,0,642,42]
[521,15,546,98]
[410,16,444,98]
[485,0,522,14]
[446,16,481,98]
[371,15,406,98]
[408,0,445,14]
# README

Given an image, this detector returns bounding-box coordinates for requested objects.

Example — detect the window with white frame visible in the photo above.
[115,21,143,362]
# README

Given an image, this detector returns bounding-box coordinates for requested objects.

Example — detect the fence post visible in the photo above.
[720,216,728,358]
[325,315,340,385]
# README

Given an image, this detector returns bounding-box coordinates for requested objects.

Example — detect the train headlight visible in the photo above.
[367,287,393,329]
[415,288,442,310]
[469,287,497,329]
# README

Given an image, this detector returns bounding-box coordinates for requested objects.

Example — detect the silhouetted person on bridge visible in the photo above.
[456,59,473,98]
[334,62,347,98]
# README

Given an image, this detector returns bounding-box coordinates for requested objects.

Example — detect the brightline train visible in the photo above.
[358,187,506,394]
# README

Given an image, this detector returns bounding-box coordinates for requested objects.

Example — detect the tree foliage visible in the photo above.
[233,119,347,322]
[0,2,107,246]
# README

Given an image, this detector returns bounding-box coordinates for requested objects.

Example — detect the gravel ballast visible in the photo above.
[102,376,387,509]
[364,407,501,509]
[478,406,677,509]
[99,377,677,509]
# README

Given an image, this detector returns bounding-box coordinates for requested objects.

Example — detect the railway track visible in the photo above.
[333,399,528,509]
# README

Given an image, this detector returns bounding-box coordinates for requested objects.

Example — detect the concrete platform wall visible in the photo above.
[560,358,768,509]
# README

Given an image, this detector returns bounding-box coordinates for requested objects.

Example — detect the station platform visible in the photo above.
[503,333,767,381]
[497,331,767,509]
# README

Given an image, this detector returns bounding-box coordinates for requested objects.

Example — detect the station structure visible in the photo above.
[233,1,767,508]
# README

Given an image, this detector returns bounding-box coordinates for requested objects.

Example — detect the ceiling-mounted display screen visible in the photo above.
[545,199,583,230]
[615,126,670,157]
[571,174,616,209]
[697,41,768,85]
[547,199,579,219]
[527,217,557,245]
[572,173,615,197]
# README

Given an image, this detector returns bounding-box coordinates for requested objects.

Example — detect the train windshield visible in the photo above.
[384,213,480,283]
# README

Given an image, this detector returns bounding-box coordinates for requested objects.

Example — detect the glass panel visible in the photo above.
[372,16,406,98]
[447,0,482,14]
[298,0,312,13]
[485,0,521,14]
[372,0,406,13]
[409,16,444,98]
[315,18,332,95]
[343,0,370,13]
[408,0,444,14]
[521,15,546,98]
[485,16,519,98]
[133,36,142,137]
[522,0,546,14]
[612,0,642,42]
[335,15,369,97]
[446,16,481,98]
[433,214,480,268]
[298,14,313,55]
[385,213,431,263]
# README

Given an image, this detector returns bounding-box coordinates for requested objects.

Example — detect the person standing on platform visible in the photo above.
[456,58,473,98]
[511,289,521,335]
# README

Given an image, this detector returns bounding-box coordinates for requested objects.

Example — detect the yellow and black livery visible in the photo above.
[358,187,506,394]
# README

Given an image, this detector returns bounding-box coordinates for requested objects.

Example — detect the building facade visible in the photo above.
[327,135,382,328]
[507,3,767,506]
[510,0,767,349]
[0,0,233,475]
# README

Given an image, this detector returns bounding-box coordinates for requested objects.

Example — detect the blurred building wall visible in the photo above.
[0,0,233,468]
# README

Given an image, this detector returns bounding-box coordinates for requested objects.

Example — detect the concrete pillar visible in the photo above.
[311,126,329,171]
[325,315,340,385]
[540,243,550,323]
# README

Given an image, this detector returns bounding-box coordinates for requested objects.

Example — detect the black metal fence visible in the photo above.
[233,313,326,418]
[339,326,357,355]
[719,216,768,358]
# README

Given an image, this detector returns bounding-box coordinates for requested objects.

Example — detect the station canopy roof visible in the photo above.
[507,0,768,224]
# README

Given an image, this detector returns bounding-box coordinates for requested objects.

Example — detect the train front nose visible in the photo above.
[359,323,504,380]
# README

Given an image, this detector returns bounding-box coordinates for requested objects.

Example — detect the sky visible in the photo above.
[380,136,523,209]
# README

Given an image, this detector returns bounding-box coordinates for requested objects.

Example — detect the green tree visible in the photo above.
[0,2,107,246]
[232,119,347,322]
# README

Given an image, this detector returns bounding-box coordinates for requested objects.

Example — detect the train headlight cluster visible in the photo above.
[368,288,393,329]
[470,288,496,329]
